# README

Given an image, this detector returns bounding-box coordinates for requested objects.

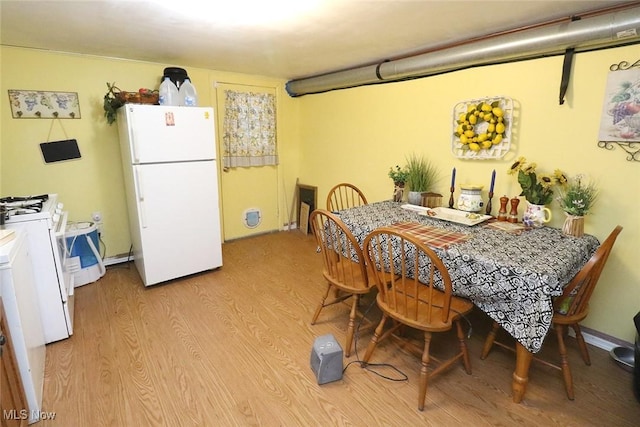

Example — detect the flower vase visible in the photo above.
[562,213,584,237]
[523,202,552,228]
[393,182,405,202]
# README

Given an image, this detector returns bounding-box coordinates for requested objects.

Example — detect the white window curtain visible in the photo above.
[222,90,278,168]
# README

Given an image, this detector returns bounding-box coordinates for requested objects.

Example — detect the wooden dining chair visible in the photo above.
[481,225,623,400]
[361,227,474,411]
[326,183,368,212]
[309,209,377,357]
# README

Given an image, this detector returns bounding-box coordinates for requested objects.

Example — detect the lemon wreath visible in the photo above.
[454,101,507,153]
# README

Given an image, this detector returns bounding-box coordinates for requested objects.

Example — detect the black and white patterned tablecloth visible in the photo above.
[336,200,600,353]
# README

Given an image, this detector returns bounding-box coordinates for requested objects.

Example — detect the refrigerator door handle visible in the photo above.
[129,125,140,164]
[134,168,147,228]
[131,134,140,163]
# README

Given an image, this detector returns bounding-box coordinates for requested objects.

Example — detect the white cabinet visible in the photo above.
[0,230,46,424]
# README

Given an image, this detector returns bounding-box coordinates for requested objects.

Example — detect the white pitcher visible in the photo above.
[523,202,552,227]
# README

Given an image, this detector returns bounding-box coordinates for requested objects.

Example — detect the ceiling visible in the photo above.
[1,1,637,81]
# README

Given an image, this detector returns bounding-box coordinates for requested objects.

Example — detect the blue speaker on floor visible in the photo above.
[310,334,343,384]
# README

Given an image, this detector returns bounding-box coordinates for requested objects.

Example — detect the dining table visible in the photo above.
[334,200,600,403]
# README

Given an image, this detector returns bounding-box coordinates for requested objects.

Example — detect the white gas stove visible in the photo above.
[1,193,74,343]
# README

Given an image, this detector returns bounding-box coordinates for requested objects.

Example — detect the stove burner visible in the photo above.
[0,194,49,219]
[0,194,49,205]
[7,208,40,216]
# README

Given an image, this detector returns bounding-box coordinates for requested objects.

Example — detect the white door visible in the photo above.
[214,83,279,241]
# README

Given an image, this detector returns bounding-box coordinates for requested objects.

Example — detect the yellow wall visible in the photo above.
[0,47,301,257]
[297,44,640,343]
[0,45,3,182]
[1,44,638,343]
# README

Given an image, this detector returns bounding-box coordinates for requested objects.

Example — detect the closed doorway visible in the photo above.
[214,83,280,241]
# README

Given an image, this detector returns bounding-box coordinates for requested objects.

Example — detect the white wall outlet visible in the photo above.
[92,211,104,236]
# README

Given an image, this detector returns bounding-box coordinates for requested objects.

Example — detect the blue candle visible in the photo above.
[451,167,456,188]
[490,169,496,193]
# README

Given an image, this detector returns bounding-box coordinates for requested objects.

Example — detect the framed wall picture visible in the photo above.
[598,68,640,143]
[8,90,81,119]
[597,66,640,162]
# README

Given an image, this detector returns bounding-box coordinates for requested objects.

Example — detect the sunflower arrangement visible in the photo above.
[508,157,567,205]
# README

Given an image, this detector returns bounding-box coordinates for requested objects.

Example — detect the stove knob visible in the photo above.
[53,213,60,222]
[57,202,64,210]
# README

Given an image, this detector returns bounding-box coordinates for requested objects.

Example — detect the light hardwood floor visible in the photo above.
[40,231,638,426]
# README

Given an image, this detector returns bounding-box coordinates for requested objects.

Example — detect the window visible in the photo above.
[222,90,278,168]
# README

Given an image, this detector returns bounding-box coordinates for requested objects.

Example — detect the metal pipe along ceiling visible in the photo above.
[285,6,640,97]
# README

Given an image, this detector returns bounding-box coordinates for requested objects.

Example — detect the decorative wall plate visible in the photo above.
[451,96,513,159]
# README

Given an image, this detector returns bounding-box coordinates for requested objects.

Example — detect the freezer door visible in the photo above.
[124,105,216,164]
[131,160,222,286]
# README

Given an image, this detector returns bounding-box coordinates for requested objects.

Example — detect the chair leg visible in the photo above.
[571,323,591,366]
[344,295,360,357]
[481,321,501,359]
[311,283,332,325]
[418,331,432,411]
[555,324,575,400]
[362,315,387,365]
[456,319,472,374]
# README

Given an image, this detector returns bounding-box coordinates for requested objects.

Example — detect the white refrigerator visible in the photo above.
[117,105,222,286]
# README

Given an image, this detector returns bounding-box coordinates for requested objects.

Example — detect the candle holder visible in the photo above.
[448,186,455,208]
[485,191,494,216]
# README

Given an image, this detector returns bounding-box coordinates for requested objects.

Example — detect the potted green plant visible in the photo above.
[405,153,440,205]
[557,174,598,237]
[388,165,409,202]
[388,165,409,185]
[103,82,159,125]
[103,82,125,125]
